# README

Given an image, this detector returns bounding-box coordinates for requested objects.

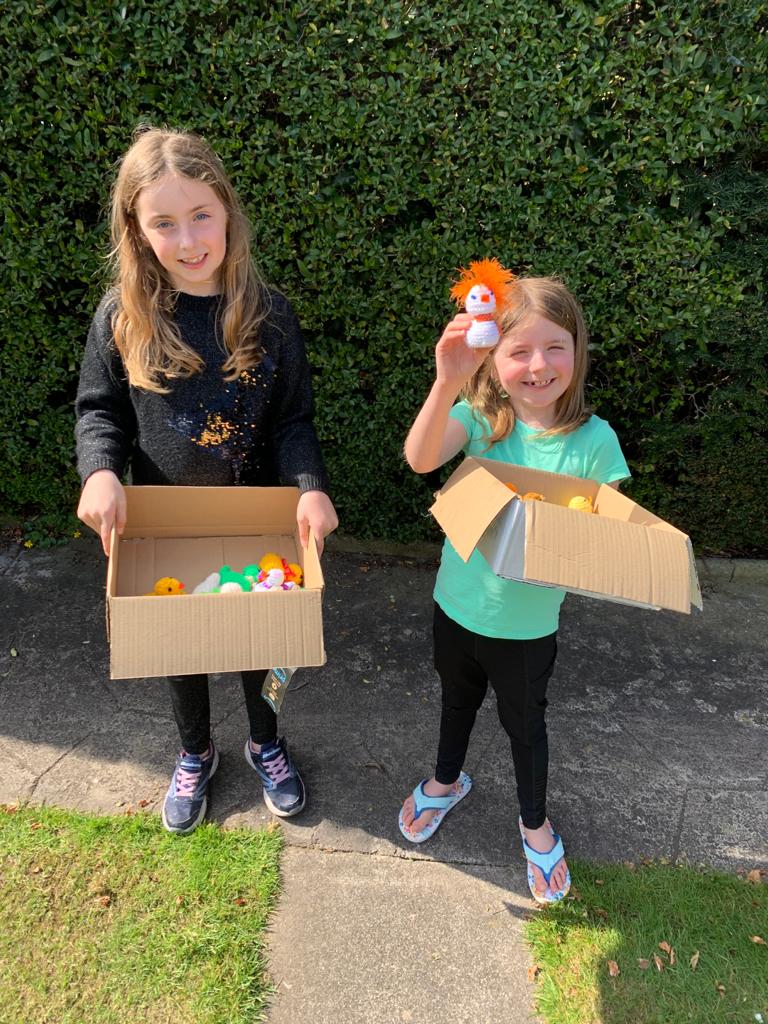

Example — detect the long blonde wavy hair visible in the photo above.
[462,276,591,445]
[109,126,268,392]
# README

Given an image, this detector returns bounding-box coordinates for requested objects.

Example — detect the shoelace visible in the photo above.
[174,753,206,797]
[261,747,292,785]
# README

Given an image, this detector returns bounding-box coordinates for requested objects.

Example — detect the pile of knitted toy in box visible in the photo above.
[145,553,305,596]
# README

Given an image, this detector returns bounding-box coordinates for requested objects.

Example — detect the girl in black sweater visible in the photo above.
[75,126,337,834]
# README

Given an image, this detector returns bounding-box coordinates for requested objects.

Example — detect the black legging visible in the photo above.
[167,670,276,754]
[432,602,558,830]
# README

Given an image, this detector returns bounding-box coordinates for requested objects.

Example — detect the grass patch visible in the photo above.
[526,859,768,1024]
[0,803,283,1024]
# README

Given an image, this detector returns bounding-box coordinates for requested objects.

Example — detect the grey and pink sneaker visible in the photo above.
[245,736,306,817]
[161,742,219,834]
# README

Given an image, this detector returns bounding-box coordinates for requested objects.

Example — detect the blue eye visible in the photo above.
[194,212,210,221]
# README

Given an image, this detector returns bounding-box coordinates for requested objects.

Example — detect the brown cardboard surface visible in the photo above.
[106,486,325,679]
[431,457,701,614]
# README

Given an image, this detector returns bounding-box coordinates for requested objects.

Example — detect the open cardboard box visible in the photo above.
[105,486,325,679]
[430,457,702,614]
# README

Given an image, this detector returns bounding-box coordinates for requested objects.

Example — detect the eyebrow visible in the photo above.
[149,204,212,219]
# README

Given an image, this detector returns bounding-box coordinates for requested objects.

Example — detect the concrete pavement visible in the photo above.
[1,536,767,1024]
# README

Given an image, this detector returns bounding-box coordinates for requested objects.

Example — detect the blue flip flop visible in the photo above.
[518,817,571,904]
[398,772,472,844]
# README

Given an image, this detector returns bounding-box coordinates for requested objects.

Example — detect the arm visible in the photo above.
[404,314,490,473]
[74,299,136,555]
[267,296,337,553]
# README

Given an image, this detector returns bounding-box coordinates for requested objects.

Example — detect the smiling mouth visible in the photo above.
[179,254,207,267]
[523,379,555,388]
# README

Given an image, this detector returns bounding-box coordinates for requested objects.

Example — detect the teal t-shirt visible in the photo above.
[434,403,631,640]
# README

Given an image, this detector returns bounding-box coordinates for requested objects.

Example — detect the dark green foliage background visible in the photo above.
[1,0,766,553]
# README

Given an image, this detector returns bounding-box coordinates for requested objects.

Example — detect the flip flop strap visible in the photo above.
[522,835,565,885]
[412,780,459,816]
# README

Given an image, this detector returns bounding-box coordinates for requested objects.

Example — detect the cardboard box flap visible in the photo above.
[123,485,300,538]
[430,459,515,562]
[523,502,694,613]
[473,456,601,505]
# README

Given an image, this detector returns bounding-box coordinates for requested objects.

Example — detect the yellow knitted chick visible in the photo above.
[568,495,594,514]
[146,577,186,595]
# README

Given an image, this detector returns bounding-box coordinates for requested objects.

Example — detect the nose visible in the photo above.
[177,223,195,250]
[529,348,548,372]
[481,293,490,303]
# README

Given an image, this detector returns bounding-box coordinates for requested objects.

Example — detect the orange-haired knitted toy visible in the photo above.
[450,258,516,349]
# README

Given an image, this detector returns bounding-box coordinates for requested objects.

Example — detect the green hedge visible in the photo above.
[1,0,766,553]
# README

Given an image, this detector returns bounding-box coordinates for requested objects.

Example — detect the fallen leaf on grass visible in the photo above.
[750,935,766,945]
[659,941,672,955]
[138,799,150,808]
[175,895,184,906]
[595,879,605,886]
[690,950,700,970]
[637,959,650,970]
[10,648,18,657]
[29,821,43,831]
[233,897,247,906]
[715,982,726,998]
[653,955,665,972]
[527,965,541,982]
[594,907,609,921]
[607,961,620,977]
[747,869,765,884]
[2,804,19,814]
[98,895,111,907]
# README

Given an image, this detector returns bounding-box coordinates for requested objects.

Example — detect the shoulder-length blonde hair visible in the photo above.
[109,126,268,392]
[462,276,591,445]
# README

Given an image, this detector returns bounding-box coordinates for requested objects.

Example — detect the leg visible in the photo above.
[163,674,218,834]
[483,633,567,897]
[241,669,305,818]
[401,604,487,838]
[241,669,277,744]
[167,673,212,754]
[485,633,557,830]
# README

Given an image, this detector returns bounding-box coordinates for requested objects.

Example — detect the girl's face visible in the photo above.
[134,174,227,295]
[493,314,575,429]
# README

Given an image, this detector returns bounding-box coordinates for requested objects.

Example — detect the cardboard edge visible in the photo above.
[687,538,703,611]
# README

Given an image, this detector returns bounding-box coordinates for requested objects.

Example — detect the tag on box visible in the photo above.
[262,666,296,713]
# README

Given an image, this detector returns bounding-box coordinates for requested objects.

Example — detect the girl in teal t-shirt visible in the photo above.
[398,275,629,905]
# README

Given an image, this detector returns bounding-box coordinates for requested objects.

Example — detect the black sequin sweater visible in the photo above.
[75,289,330,494]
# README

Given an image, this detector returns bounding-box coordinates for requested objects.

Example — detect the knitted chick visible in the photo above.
[568,495,594,514]
[146,577,185,596]
[450,258,516,349]
[522,492,546,502]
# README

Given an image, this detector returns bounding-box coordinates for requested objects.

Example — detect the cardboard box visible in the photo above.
[430,457,702,614]
[106,486,325,679]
